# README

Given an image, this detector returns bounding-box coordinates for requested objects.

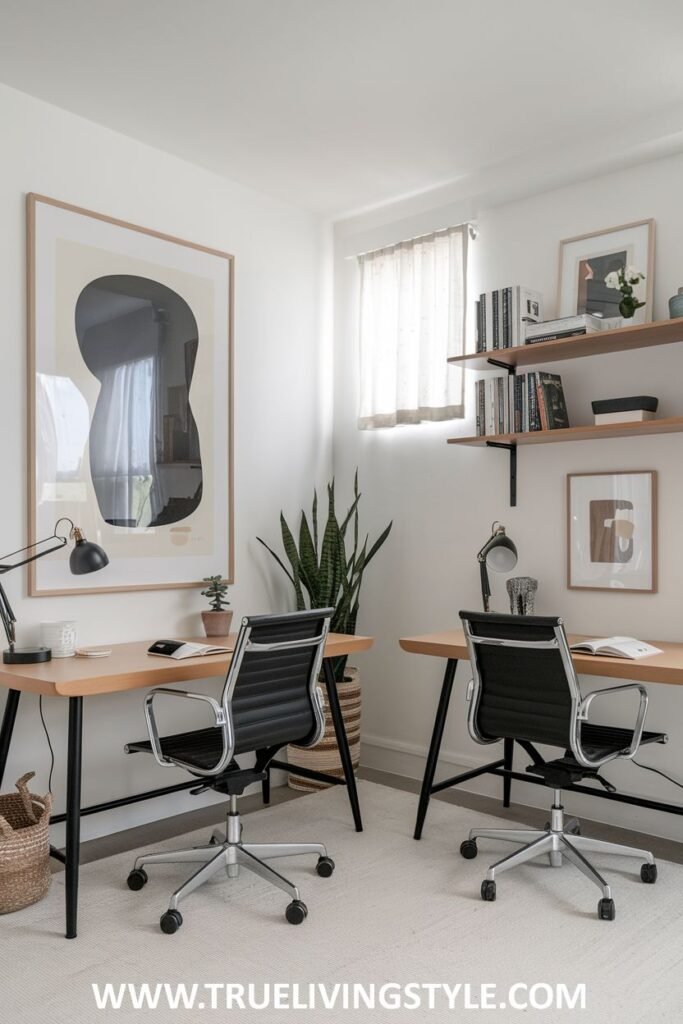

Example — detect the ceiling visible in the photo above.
[2,0,683,218]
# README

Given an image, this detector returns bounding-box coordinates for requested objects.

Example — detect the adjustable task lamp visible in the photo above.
[477,522,517,612]
[0,518,109,664]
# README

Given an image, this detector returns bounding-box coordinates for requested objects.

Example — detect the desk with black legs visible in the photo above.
[400,629,683,840]
[0,631,372,938]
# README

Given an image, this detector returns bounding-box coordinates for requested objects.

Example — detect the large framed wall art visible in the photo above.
[27,194,234,595]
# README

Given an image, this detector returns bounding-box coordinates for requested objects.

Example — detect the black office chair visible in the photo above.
[124,609,336,933]
[457,610,668,921]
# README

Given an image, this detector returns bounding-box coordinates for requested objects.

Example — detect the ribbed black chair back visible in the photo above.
[229,609,332,755]
[460,611,573,749]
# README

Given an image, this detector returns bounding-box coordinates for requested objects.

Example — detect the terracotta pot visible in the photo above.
[201,609,233,637]
[287,668,361,792]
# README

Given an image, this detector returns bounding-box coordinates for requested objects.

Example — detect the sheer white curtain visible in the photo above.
[89,356,159,527]
[357,225,467,429]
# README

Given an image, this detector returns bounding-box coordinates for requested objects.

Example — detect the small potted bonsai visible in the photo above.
[200,576,232,637]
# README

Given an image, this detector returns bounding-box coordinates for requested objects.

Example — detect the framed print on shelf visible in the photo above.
[557,220,654,322]
[567,471,657,593]
[27,193,234,596]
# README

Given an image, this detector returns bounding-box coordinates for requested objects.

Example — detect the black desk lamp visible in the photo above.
[0,518,109,664]
[477,521,517,612]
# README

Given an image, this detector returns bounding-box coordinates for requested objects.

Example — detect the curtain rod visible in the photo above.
[346,221,478,261]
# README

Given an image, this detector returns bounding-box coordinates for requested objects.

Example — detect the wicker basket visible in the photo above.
[288,668,361,792]
[0,772,52,914]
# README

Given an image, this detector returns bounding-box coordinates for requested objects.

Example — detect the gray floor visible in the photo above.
[65,764,683,868]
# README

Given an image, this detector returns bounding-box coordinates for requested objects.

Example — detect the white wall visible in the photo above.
[334,152,683,840]
[0,83,332,840]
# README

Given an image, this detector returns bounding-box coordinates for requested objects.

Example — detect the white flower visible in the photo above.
[604,271,620,289]
[625,265,644,283]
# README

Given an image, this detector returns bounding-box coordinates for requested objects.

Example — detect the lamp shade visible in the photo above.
[69,537,109,575]
[485,534,517,573]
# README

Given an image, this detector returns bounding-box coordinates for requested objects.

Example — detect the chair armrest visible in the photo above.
[574,683,648,767]
[143,687,232,775]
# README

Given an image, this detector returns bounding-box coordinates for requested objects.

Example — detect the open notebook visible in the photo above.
[570,637,662,660]
[148,640,231,660]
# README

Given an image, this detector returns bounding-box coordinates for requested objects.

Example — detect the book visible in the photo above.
[473,287,543,351]
[525,328,587,345]
[594,410,656,425]
[538,373,569,430]
[592,396,658,414]
[148,640,231,660]
[525,313,604,341]
[570,637,663,660]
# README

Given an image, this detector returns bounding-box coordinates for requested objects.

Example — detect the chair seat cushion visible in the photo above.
[577,724,666,761]
[127,727,227,771]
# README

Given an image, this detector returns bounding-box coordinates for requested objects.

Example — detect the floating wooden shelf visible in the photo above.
[447,416,683,448]
[448,317,683,370]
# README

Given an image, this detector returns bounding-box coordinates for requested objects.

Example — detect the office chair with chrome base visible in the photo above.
[457,611,668,921]
[124,609,335,933]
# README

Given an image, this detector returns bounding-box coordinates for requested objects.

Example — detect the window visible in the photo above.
[357,225,467,429]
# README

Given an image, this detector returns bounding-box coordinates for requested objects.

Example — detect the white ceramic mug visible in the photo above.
[40,621,77,658]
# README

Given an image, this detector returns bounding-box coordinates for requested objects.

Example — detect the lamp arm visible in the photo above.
[0,581,16,648]
[479,556,491,613]
[0,519,74,574]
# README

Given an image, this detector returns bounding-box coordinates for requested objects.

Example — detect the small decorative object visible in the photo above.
[28,193,234,595]
[603,266,646,319]
[592,396,658,425]
[257,472,392,789]
[668,287,683,319]
[40,621,77,658]
[0,773,52,914]
[200,575,232,637]
[558,220,654,322]
[567,471,656,592]
[506,576,538,615]
[476,522,518,612]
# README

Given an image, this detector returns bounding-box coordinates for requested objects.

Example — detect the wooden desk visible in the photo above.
[400,629,682,841]
[0,631,372,938]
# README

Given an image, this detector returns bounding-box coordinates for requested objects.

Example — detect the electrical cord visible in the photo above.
[38,695,55,794]
[633,758,683,792]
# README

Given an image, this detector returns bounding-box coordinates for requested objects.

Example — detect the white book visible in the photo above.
[570,637,662,660]
[148,640,231,660]
[594,410,656,425]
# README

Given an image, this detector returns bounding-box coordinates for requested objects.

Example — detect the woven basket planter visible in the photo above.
[0,773,52,915]
[287,667,361,792]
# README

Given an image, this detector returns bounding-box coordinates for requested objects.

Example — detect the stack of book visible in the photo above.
[475,286,543,351]
[475,372,570,436]
[592,396,658,425]
[525,313,615,345]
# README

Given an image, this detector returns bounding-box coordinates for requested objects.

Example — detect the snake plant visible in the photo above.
[257,472,392,680]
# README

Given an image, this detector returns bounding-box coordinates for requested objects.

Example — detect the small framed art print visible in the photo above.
[557,220,654,322]
[567,471,657,592]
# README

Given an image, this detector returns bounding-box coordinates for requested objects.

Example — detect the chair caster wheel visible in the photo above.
[126,868,148,891]
[285,900,308,925]
[567,823,581,835]
[460,839,478,859]
[480,880,496,902]
[316,856,335,878]
[208,836,219,846]
[640,863,657,884]
[598,898,615,921]
[160,909,183,934]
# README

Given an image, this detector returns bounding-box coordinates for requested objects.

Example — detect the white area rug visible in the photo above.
[2,780,682,1023]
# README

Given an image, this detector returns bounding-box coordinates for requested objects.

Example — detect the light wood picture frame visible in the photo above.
[27,193,234,595]
[567,470,657,593]
[557,219,655,322]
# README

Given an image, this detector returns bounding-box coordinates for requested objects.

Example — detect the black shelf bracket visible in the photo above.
[486,441,517,506]
[484,357,517,505]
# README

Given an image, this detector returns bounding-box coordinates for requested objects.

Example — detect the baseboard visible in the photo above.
[360,732,683,843]
[361,731,490,779]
